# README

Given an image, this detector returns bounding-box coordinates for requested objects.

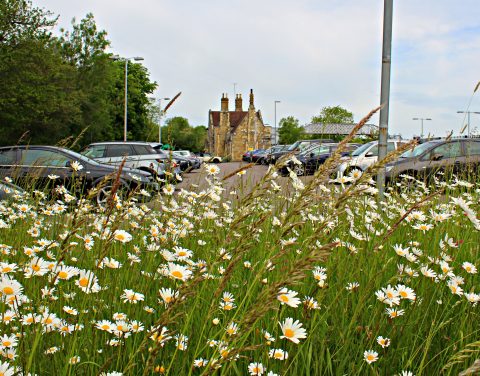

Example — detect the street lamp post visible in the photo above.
[274,100,281,145]
[412,117,432,138]
[158,97,171,143]
[457,111,480,136]
[111,55,144,141]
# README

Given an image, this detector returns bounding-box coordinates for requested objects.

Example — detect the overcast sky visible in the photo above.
[34,0,480,138]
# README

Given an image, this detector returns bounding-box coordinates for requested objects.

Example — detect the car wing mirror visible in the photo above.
[365,151,374,157]
[309,152,314,157]
[431,153,443,161]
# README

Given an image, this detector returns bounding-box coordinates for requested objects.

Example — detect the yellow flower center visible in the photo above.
[58,271,68,279]
[279,295,289,302]
[367,354,375,361]
[171,271,183,279]
[3,341,11,346]
[79,278,89,287]
[3,286,14,295]
[284,328,295,338]
[274,352,283,359]
[101,324,110,330]
[2,267,11,273]
[400,291,407,298]
[32,264,41,272]
[44,317,53,325]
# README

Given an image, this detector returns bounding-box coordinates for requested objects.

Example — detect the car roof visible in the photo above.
[88,141,153,146]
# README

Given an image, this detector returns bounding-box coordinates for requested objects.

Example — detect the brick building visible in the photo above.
[207,90,271,161]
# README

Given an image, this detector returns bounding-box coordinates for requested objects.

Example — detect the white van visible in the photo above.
[336,140,407,178]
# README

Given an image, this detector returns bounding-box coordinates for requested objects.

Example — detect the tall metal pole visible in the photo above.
[124,60,128,142]
[377,0,393,198]
[457,111,480,136]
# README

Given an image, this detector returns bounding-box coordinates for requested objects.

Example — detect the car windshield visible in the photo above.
[351,142,374,157]
[301,145,331,157]
[62,148,103,166]
[400,141,438,158]
[287,141,301,151]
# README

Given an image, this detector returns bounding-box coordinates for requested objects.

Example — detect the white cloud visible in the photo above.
[34,0,480,137]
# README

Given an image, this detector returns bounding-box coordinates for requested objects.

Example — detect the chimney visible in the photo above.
[221,93,229,112]
[235,94,243,112]
[249,89,254,108]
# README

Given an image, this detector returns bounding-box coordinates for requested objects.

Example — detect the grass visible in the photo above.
[0,151,479,375]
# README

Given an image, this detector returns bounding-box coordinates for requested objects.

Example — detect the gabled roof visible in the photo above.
[303,123,378,135]
[210,111,248,130]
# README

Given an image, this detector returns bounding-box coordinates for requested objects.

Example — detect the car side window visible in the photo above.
[133,145,156,155]
[105,145,133,158]
[464,141,480,156]
[0,149,18,165]
[20,150,71,167]
[83,145,106,158]
[430,142,462,159]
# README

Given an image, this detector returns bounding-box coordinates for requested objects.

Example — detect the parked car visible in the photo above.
[172,150,202,170]
[195,152,222,163]
[242,149,266,163]
[264,145,290,164]
[0,146,159,204]
[385,137,480,183]
[279,143,358,176]
[269,139,335,164]
[335,140,407,179]
[147,144,196,171]
[82,142,182,180]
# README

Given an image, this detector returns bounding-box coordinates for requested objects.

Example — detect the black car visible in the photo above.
[242,149,266,163]
[279,143,357,176]
[385,137,480,183]
[0,146,159,204]
[269,139,335,164]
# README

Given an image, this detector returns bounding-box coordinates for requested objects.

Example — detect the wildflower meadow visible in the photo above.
[0,138,479,375]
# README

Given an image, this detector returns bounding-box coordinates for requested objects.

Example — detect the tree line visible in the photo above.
[0,0,207,151]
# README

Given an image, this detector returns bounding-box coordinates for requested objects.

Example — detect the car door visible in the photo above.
[463,140,480,178]
[18,148,73,190]
[0,149,21,181]
[104,145,135,167]
[420,141,463,179]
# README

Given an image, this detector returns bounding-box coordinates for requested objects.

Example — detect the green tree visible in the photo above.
[162,117,207,152]
[311,105,354,124]
[0,0,57,46]
[278,116,304,144]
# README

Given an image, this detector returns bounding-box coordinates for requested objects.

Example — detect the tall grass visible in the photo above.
[0,145,479,375]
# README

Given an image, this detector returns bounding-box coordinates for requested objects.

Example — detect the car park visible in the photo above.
[269,139,335,164]
[82,141,182,180]
[0,145,159,204]
[171,150,202,170]
[279,143,358,176]
[335,140,407,178]
[385,137,480,183]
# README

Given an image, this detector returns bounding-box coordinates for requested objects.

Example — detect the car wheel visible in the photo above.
[212,158,220,163]
[293,164,305,176]
[93,180,128,206]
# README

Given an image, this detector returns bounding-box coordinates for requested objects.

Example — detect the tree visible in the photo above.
[311,106,354,124]
[162,117,207,152]
[278,116,304,144]
[0,0,57,46]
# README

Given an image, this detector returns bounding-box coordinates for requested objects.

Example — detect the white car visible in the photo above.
[195,152,222,163]
[336,140,407,178]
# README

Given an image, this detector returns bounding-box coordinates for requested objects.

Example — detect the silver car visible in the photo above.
[82,142,181,180]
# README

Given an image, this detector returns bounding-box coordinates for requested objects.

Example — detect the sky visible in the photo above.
[33,0,480,138]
